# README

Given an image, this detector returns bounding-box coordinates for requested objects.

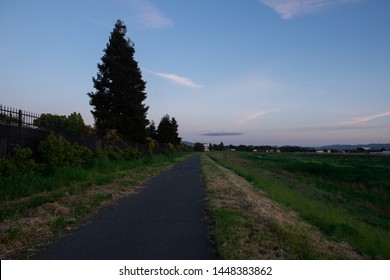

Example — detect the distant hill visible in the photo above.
[315,143,390,151]
[182,141,195,147]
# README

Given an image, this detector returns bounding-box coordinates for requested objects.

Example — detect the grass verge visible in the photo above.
[206,152,389,259]
[0,153,190,259]
[202,154,361,259]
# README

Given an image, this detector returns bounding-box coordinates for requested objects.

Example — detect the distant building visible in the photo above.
[203,143,210,152]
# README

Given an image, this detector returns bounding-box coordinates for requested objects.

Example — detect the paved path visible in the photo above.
[31,154,214,260]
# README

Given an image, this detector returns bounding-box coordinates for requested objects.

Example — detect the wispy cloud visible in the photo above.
[238,111,267,124]
[342,111,390,125]
[260,0,360,19]
[145,69,203,88]
[130,0,173,28]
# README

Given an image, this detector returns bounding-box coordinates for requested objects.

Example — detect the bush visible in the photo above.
[0,158,14,176]
[122,147,141,160]
[96,145,140,161]
[96,146,123,161]
[38,133,92,171]
[0,147,37,176]
[12,147,37,174]
[146,137,158,156]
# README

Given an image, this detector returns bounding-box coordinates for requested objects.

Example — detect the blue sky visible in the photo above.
[1,0,389,146]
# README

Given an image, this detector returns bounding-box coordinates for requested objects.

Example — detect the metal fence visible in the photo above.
[0,104,40,128]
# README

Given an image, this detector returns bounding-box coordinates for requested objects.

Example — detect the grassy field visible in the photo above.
[0,154,189,259]
[204,152,389,259]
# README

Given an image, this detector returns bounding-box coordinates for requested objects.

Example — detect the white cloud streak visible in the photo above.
[239,111,267,124]
[342,111,390,125]
[145,69,203,88]
[260,0,360,19]
[130,0,173,28]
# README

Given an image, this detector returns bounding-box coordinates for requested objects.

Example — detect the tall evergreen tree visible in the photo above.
[157,114,172,144]
[147,120,158,140]
[87,19,149,142]
[157,114,181,145]
[171,117,182,145]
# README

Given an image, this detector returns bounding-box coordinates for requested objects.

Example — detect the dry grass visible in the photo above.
[0,159,180,259]
[0,183,136,259]
[202,154,361,259]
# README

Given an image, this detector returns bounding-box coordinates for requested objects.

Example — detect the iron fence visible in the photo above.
[0,104,40,128]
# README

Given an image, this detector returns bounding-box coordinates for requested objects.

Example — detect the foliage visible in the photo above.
[0,113,18,124]
[157,114,181,145]
[87,19,149,142]
[122,147,141,160]
[34,112,86,136]
[146,137,159,156]
[146,121,158,140]
[193,142,205,152]
[0,147,37,176]
[38,133,92,171]
[210,142,225,151]
[104,129,123,145]
[65,112,85,136]
[96,145,140,161]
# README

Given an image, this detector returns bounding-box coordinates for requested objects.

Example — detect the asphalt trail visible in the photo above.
[31,154,215,260]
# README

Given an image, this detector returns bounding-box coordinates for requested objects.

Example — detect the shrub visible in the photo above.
[146,137,158,156]
[38,133,92,171]
[96,145,140,161]
[0,147,37,176]
[122,147,141,160]
[104,129,122,145]
[0,158,14,176]
[12,147,37,174]
[96,146,123,161]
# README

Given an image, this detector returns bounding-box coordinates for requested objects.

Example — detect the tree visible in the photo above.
[88,19,149,143]
[147,120,158,140]
[157,114,181,145]
[193,142,205,152]
[171,117,182,145]
[34,112,86,136]
[66,112,85,136]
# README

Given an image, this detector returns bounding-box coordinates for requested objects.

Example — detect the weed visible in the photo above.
[50,216,68,234]
[7,227,21,242]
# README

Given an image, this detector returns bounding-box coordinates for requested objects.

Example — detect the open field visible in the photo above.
[204,152,390,259]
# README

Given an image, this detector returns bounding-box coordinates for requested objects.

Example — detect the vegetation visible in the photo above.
[0,19,189,259]
[202,154,361,259]
[193,142,205,152]
[156,114,181,146]
[0,113,19,124]
[0,145,189,259]
[38,133,92,172]
[206,152,390,259]
[34,112,87,136]
[87,19,149,142]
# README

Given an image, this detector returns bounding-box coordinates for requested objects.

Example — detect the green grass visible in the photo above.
[0,153,189,223]
[208,152,390,259]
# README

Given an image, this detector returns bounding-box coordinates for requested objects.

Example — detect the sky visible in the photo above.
[1,0,389,147]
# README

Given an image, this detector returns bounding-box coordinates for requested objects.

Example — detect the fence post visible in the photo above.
[18,109,23,127]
